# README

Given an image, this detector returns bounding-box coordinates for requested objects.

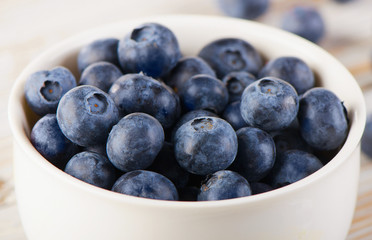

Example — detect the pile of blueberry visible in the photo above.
[26,22,349,201]
[216,0,355,44]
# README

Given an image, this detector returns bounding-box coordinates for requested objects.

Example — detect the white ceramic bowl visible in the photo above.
[9,15,366,240]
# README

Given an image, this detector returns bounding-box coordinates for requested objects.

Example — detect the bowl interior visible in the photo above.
[8,14,366,207]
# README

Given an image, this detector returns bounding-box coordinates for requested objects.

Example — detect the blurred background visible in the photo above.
[1,0,371,239]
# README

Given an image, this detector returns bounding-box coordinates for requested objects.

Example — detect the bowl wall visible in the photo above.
[9,15,366,240]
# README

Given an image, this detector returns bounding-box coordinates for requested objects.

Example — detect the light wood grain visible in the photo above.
[1,0,372,239]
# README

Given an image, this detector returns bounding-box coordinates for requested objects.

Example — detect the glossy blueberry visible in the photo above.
[79,61,122,92]
[30,114,78,169]
[240,77,299,132]
[109,73,180,129]
[148,142,189,188]
[65,151,117,189]
[198,38,263,78]
[57,85,119,147]
[230,127,276,182]
[250,182,273,195]
[222,71,256,103]
[24,66,76,116]
[179,74,229,114]
[266,150,323,188]
[298,87,348,151]
[117,22,182,78]
[162,56,216,93]
[216,0,270,20]
[174,117,238,175]
[77,38,119,73]
[258,56,314,94]
[361,114,372,159]
[281,6,325,43]
[272,128,312,154]
[197,170,251,201]
[171,109,218,141]
[112,170,178,200]
[107,113,164,172]
[222,101,249,130]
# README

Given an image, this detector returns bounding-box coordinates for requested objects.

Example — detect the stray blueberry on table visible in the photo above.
[281,6,325,44]
[197,170,251,201]
[25,66,76,116]
[112,170,179,201]
[216,0,270,20]
[361,114,372,159]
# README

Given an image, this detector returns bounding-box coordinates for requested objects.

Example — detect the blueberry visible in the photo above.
[198,38,263,78]
[77,38,119,73]
[79,61,122,92]
[266,150,323,188]
[30,114,78,169]
[222,71,256,103]
[24,66,76,116]
[65,151,117,189]
[117,22,182,78]
[197,170,251,201]
[179,74,229,114]
[361,114,372,159]
[229,127,276,182]
[281,6,325,44]
[298,87,348,151]
[107,113,164,172]
[174,117,238,175]
[272,128,312,154]
[57,85,119,147]
[250,182,273,195]
[258,56,314,94]
[171,109,218,141]
[109,73,180,129]
[240,77,299,132]
[148,142,190,188]
[162,56,216,93]
[112,170,178,201]
[222,101,249,130]
[334,0,354,3]
[216,0,270,20]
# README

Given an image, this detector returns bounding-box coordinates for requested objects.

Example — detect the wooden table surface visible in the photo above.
[1,0,372,239]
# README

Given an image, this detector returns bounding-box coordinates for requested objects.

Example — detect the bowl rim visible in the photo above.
[8,14,367,209]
